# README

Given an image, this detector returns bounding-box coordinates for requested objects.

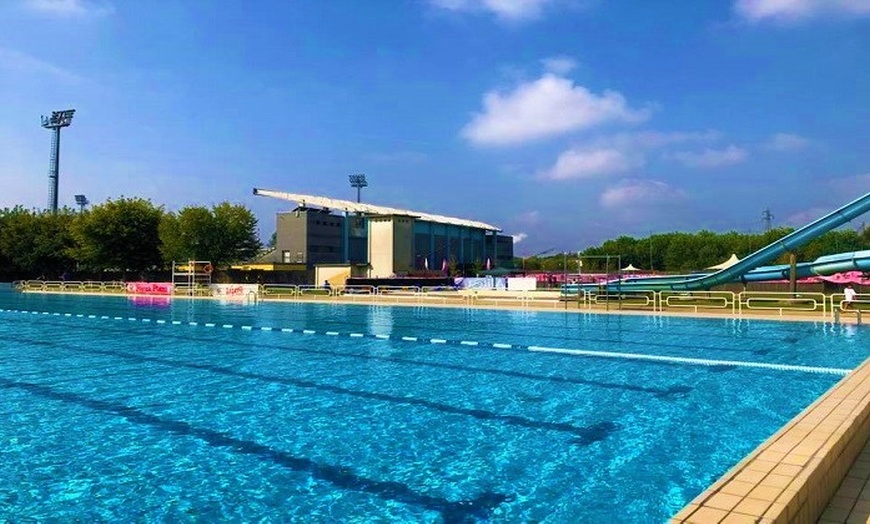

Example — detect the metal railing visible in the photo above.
[738,291,827,316]
[9,282,864,321]
[659,291,736,314]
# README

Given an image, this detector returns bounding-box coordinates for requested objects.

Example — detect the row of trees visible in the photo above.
[0,198,261,280]
[524,227,870,273]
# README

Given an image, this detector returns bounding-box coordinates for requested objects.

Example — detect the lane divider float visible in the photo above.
[0,307,852,376]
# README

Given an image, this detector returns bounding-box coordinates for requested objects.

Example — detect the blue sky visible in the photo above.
[1,0,868,255]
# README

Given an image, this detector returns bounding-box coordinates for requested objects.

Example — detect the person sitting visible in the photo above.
[843,284,857,310]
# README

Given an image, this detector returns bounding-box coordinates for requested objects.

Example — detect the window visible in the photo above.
[282,251,292,263]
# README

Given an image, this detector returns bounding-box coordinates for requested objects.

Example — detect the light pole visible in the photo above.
[74,194,89,213]
[349,174,367,203]
[41,109,76,213]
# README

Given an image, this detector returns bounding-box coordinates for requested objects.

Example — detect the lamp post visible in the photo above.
[349,174,367,203]
[41,109,76,213]
[563,251,568,309]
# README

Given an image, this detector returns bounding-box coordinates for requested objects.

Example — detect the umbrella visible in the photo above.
[621,264,642,272]
[707,254,741,270]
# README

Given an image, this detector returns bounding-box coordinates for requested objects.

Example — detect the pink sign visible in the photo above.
[126,282,174,295]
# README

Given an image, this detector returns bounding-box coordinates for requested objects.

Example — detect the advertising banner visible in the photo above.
[126,282,174,295]
[210,283,260,297]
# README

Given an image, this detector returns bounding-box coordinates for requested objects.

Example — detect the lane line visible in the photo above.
[0,307,851,376]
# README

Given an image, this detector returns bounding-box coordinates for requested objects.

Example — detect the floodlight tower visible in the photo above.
[74,194,89,212]
[762,207,774,232]
[349,173,367,203]
[41,109,76,213]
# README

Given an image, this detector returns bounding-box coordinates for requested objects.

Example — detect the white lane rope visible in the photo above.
[0,307,852,376]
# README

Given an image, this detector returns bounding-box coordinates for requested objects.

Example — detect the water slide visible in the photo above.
[573,191,870,292]
[735,250,870,282]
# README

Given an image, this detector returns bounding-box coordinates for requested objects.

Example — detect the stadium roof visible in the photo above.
[253,188,501,232]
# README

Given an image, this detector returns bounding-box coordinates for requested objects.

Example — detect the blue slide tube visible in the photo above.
[590,191,870,292]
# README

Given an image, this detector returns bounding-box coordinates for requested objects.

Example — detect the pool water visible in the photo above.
[1,287,867,522]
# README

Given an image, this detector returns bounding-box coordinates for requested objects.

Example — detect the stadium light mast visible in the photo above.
[762,207,774,232]
[349,173,367,203]
[41,109,76,213]
[74,194,89,212]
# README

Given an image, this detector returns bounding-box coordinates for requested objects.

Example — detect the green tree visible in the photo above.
[159,202,261,267]
[212,202,261,266]
[0,207,76,278]
[159,206,213,264]
[69,197,164,275]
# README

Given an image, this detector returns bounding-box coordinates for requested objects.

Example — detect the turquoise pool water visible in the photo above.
[1,286,867,522]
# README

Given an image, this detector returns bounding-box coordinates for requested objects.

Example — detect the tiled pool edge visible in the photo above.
[671,356,870,523]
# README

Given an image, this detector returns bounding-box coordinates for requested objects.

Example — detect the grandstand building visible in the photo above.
[251,188,513,280]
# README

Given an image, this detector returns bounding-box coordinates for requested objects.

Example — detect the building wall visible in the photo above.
[493,234,515,267]
[392,216,414,273]
[275,209,345,266]
[276,212,307,264]
[412,222,495,269]
[305,210,343,265]
[272,208,513,278]
[368,217,396,278]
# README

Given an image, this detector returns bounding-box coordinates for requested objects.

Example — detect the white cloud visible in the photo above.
[512,232,529,244]
[765,132,810,151]
[514,210,541,225]
[0,47,83,83]
[600,179,685,209]
[23,0,114,17]
[537,130,717,182]
[429,0,555,21]
[463,74,650,146]
[734,0,870,22]
[669,145,748,169]
[539,147,642,180]
[541,56,577,75]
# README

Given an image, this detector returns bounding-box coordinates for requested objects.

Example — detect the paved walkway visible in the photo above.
[819,438,870,523]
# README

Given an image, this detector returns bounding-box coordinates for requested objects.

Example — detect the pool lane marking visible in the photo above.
[525,346,851,375]
[0,307,852,376]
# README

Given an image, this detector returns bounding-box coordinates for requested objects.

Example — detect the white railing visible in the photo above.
[262,284,298,298]
[830,293,868,317]
[297,285,333,298]
[589,291,656,310]
[659,291,736,314]
[11,281,858,321]
[738,291,827,316]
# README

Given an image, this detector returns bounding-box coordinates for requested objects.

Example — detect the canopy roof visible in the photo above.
[707,253,741,270]
[253,188,501,232]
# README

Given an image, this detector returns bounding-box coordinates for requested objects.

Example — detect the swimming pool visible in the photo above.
[1,285,867,522]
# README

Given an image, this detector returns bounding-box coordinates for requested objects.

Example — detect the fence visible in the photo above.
[9,281,865,322]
